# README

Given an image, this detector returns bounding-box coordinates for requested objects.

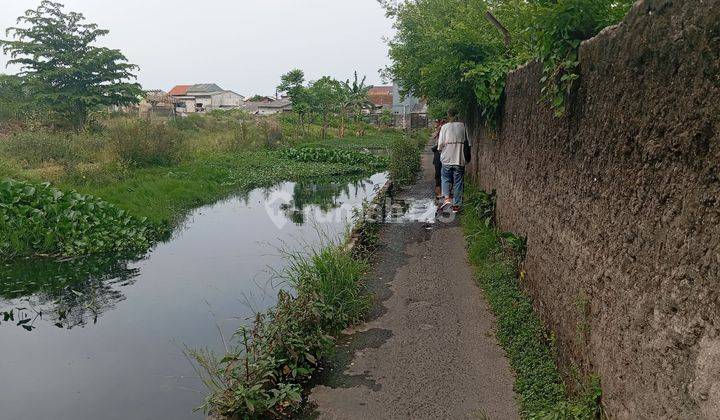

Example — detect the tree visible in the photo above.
[307,76,343,140]
[247,94,269,102]
[0,1,142,129]
[381,0,634,122]
[339,72,372,138]
[0,74,31,122]
[278,69,311,131]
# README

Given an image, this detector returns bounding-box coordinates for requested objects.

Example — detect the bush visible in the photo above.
[388,133,423,185]
[105,118,185,166]
[0,179,155,260]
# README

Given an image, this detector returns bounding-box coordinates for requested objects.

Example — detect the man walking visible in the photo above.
[437,108,469,213]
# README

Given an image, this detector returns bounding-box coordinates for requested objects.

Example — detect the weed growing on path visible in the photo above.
[462,185,601,419]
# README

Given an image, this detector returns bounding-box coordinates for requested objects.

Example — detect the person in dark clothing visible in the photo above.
[431,119,447,199]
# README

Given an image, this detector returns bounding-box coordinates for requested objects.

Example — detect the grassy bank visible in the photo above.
[461,186,601,419]
[0,112,407,260]
[188,241,372,418]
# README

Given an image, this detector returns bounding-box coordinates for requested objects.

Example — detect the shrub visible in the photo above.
[105,118,185,166]
[0,179,155,260]
[388,133,423,185]
[168,114,208,131]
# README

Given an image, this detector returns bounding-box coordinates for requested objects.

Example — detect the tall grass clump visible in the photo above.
[0,179,155,260]
[461,185,601,419]
[188,243,370,418]
[105,118,185,166]
[388,132,424,186]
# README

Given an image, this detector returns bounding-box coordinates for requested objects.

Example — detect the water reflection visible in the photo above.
[0,254,142,331]
[0,172,387,420]
[281,176,377,225]
[0,174,384,333]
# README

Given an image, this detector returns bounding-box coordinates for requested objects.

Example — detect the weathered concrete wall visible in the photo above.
[466,0,720,418]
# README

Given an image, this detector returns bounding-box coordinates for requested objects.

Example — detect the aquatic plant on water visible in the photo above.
[278,147,388,170]
[0,179,155,260]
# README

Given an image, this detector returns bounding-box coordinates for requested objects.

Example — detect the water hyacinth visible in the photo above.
[0,179,155,260]
[278,147,388,170]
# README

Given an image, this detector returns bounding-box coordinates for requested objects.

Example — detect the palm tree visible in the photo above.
[339,72,372,138]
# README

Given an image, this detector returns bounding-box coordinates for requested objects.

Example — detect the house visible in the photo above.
[138,89,175,116]
[240,99,293,116]
[392,82,427,128]
[368,86,393,108]
[168,83,245,113]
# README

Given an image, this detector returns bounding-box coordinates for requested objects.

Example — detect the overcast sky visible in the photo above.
[0,0,396,95]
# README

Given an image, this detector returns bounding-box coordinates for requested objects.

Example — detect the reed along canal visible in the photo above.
[0,173,387,420]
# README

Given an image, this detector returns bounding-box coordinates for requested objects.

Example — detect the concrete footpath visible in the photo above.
[306,149,519,419]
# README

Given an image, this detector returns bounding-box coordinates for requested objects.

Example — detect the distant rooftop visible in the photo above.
[168,85,192,96]
[187,83,224,94]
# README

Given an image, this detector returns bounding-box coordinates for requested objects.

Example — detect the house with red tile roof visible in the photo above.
[368,86,393,108]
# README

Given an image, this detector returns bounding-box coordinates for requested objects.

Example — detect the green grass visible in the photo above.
[188,242,371,418]
[461,185,601,419]
[61,150,372,228]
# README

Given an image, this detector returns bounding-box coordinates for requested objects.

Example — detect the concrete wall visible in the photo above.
[466,1,720,418]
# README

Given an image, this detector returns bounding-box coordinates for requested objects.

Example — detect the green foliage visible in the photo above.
[189,244,370,418]
[278,69,374,139]
[388,132,424,185]
[383,0,634,121]
[379,108,394,127]
[0,179,154,260]
[247,94,270,102]
[0,130,99,167]
[0,113,400,257]
[105,118,185,167]
[338,72,373,136]
[0,1,142,129]
[462,185,601,419]
[532,0,636,116]
[278,147,387,170]
[0,74,35,122]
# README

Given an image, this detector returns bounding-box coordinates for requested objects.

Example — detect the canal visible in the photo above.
[0,173,387,420]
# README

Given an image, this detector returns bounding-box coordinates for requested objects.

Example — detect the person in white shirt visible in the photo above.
[437,108,468,213]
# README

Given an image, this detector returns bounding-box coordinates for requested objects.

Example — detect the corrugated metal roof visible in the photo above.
[187,83,224,94]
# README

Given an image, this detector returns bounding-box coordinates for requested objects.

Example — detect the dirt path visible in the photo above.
[306,149,519,419]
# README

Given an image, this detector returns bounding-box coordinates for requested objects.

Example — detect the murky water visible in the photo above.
[0,173,387,420]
